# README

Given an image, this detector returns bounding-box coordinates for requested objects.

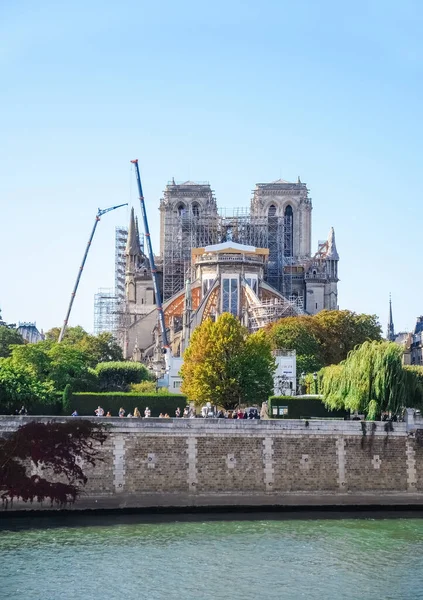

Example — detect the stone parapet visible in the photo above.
[1,417,421,512]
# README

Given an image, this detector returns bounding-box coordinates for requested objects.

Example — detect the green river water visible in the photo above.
[1,513,423,599]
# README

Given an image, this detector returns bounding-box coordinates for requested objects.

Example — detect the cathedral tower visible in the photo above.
[159,181,219,300]
[250,178,312,259]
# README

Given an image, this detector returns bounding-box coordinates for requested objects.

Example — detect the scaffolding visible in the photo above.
[162,204,294,301]
[94,288,118,334]
[218,208,294,297]
[161,183,219,300]
[115,226,128,303]
[243,282,303,330]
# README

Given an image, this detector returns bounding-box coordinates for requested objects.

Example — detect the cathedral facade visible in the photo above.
[119,178,339,361]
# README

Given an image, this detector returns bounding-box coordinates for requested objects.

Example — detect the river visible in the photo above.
[1,512,423,599]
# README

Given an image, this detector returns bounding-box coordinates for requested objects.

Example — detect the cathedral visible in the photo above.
[118,178,339,362]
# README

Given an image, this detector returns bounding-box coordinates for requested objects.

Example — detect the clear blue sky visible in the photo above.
[1,0,421,335]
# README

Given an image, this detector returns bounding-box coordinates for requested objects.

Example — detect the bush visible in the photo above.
[130,381,160,393]
[268,395,348,419]
[95,362,152,392]
[62,384,72,413]
[70,392,187,417]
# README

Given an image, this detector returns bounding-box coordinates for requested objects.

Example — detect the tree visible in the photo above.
[62,384,72,414]
[95,361,152,391]
[266,315,324,373]
[0,420,108,507]
[78,332,123,367]
[0,326,24,358]
[9,342,53,380]
[181,313,275,410]
[45,326,87,343]
[47,344,95,391]
[44,327,123,367]
[320,341,423,419]
[314,310,382,365]
[8,342,98,392]
[0,359,55,414]
[267,310,382,370]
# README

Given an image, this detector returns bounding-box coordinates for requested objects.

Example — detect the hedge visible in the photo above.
[268,396,348,419]
[69,393,187,417]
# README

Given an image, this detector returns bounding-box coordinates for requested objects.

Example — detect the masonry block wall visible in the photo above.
[1,418,423,510]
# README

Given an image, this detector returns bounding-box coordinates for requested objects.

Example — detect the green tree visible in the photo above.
[181,313,275,410]
[47,344,94,391]
[313,310,382,365]
[95,361,152,391]
[267,310,382,370]
[9,342,53,380]
[44,327,123,367]
[0,326,25,358]
[62,384,72,414]
[320,341,423,419]
[8,342,98,392]
[78,332,123,367]
[0,358,55,414]
[45,326,87,343]
[267,315,324,373]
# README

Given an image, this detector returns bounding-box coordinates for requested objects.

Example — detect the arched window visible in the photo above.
[284,204,293,257]
[268,204,277,217]
[192,202,200,217]
[176,203,186,217]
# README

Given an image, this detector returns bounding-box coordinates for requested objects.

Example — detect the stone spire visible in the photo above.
[387,294,395,342]
[326,227,339,260]
[126,207,142,257]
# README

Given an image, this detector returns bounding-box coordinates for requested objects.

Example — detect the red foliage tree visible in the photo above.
[0,420,108,507]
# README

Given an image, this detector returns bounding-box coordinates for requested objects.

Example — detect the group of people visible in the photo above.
[72,405,258,419]
[215,408,260,420]
[88,406,152,418]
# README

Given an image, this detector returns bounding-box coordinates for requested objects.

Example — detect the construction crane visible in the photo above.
[131,159,170,353]
[58,203,127,343]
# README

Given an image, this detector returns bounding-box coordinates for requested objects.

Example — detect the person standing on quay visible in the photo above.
[144,406,151,418]
[175,407,181,418]
[95,406,104,417]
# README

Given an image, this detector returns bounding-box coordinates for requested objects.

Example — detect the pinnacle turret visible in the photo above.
[326,227,339,260]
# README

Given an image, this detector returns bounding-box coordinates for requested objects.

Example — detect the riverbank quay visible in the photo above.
[2,416,423,512]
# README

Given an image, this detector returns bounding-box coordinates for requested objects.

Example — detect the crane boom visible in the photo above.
[130,160,170,351]
[58,203,127,343]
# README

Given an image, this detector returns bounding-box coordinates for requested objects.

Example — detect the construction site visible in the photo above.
[93,177,339,361]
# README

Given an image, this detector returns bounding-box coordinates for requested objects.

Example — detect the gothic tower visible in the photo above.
[159,181,219,300]
[249,178,312,296]
[250,178,312,259]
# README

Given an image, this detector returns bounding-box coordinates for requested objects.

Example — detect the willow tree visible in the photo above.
[321,341,423,419]
[180,313,275,410]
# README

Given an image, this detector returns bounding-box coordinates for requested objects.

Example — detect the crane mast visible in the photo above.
[58,203,127,343]
[130,159,170,351]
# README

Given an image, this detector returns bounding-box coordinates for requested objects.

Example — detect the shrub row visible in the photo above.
[268,396,348,419]
[70,393,187,417]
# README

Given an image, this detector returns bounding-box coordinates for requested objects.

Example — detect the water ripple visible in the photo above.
[1,517,423,600]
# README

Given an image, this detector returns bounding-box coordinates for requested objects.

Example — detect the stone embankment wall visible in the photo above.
[2,417,423,511]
